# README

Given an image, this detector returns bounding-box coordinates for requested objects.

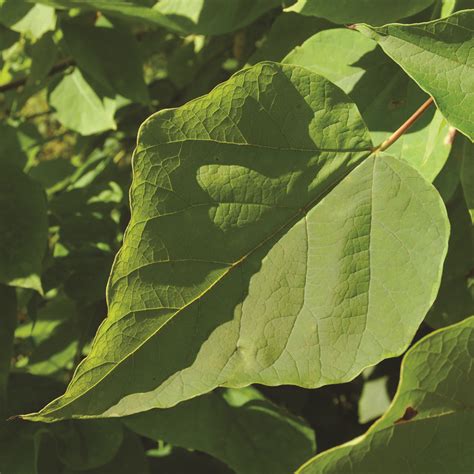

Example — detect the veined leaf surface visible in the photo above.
[357,10,474,141]
[298,316,474,473]
[24,62,449,422]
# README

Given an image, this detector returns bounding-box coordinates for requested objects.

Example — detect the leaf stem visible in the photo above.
[373,97,434,153]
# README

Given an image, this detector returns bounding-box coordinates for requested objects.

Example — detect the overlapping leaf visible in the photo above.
[125,387,316,474]
[0,164,48,292]
[285,0,435,25]
[23,63,449,422]
[283,28,452,182]
[27,0,282,35]
[298,316,474,473]
[357,10,474,141]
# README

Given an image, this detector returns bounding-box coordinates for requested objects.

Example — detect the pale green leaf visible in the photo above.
[357,10,474,141]
[285,0,435,25]
[125,387,316,474]
[0,164,48,293]
[49,68,117,136]
[283,28,452,182]
[358,375,391,424]
[297,316,474,473]
[23,63,448,422]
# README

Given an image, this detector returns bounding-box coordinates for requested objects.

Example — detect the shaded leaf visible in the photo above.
[28,0,281,35]
[61,21,149,104]
[125,387,316,474]
[357,10,474,141]
[0,164,48,293]
[427,186,473,328]
[23,63,449,422]
[285,0,435,25]
[297,316,474,473]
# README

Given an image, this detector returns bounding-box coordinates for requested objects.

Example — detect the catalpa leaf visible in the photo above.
[0,164,48,293]
[283,28,452,182]
[285,0,435,25]
[297,316,474,473]
[357,10,474,141]
[23,63,449,422]
[125,387,316,474]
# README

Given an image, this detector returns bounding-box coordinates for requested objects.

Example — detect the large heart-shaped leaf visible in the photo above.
[125,387,316,474]
[298,316,474,473]
[285,0,435,25]
[357,10,474,141]
[283,28,452,182]
[23,62,449,422]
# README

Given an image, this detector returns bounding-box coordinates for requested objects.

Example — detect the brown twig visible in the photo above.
[373,97,434,153]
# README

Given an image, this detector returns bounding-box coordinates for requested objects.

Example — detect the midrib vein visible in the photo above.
[38,150,373,418]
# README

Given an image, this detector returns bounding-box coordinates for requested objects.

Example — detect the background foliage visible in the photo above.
[0,0,472,473]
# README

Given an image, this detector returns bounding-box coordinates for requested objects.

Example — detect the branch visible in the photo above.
[0,58,75,94]
[373,97,434,153]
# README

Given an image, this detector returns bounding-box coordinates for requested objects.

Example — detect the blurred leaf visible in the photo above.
[248,12,331,65]
[286,0,435,24]
[0,285,16,417]
[49,68,117,135]
[126,387,316,474]
[0,23,19,51]
[51,419,123,471]
[427,186,473,328]
[29,0,281,35]
[358,375,391,424]
[460,138,474,222]
[62,21,149,104]
[283,28,452,182]
[0,164,48,293]
[298,317,474,473]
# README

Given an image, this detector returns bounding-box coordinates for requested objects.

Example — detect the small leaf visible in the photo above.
[356,10,474,141]
[285,0,436,25]
[0,164,48,293]
[125,387,316,474]
[297,316,474,473]
[49,68,117,136]
[23,63,449,422]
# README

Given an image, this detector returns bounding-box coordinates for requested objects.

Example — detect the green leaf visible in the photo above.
[61,21,149,104]
[285,0,435,25]
[23,62,449,422]
[358,374,391,424]
[0,285,16,418]
[49,68,117,135]
[460,138,474,221]
[283,28,452,182]
[427,186,473,328]
[0,164,48,293]
[356,10,474,141]
[125,387,316,474]
[27,0,282,35]
[297,316,474,473]
[0,1,56,40]
[248,12,332,65]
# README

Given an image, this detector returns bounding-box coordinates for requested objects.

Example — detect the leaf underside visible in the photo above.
[24,62,449,422]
